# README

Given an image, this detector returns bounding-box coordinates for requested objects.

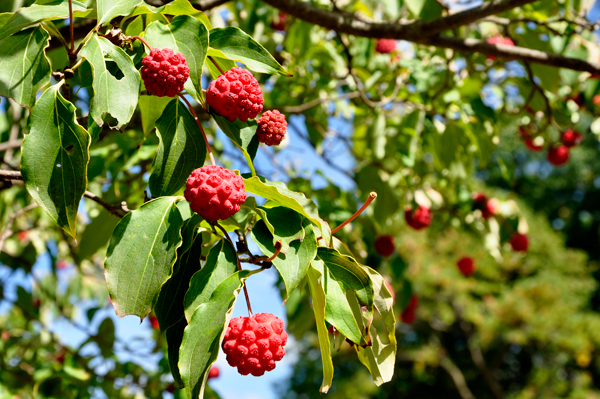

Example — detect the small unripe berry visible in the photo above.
[509,233,529,252]
[457,256,475,276]
[561,129,582,148]
[375,39,397,54]
[374,235,395,257]
[207,67,264,122]
[401,294,418,324]
[141,48,189,97]
[222,313,287,376]
[184,166,247,221]
[547,145,569,166]
[404,205,432,230]
[257,110,287,146]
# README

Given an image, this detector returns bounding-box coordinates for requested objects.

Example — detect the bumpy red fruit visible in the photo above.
[374,235,395,257]
[547,145,569,166]
[222,313,288,377]
[141,48,189,97]
[404,205,432,230]
[257,110,287,146]
[376,39,397,54]
[184,166,247,221]
[509,233,529,252]
[457,256,475,276]
[561,129,582,148]
[208,366,220,379]
[401,294,418,325]
[207,67,264,122]
[473,193,497,219]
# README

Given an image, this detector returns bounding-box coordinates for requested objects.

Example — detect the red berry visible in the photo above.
[401,294,418,324]
[375,39,397,54]
[271,12,287,31]
[149,315,159,330]
[457,256,475,276]
[257,110,287,146]
[374,235,395,257]
[328,325,337,335]
[207,67,264,122]
[17,230,28,242]
[384,280,395,305]
[485,36,514,60]
[509,233,529,252]
[472,193,497,219]
[56,260,68,270]
[524,137,544,152]
[184,165,247,221]
[222,313,287,376]
[404,205,432,230]
[165,384,175,393]
[208,365,220,379]
[141,48,189,97]
[593,95,600,105]
[561,129,582,148]
[547,145,569,166]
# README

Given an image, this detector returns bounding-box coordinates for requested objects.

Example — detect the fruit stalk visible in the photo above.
[178,94,216,166]
[332,191,377,235]
[208,56,226,75]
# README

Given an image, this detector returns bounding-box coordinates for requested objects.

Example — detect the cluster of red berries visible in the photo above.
[184,165,247,222]
[401,294,418,324]
[222,313,288,376]
[519,125,583,166]
[141,48,189,97]
[375,39,397,54]
[472,193,497,219]
[485,36,515,60]
[207,67,265,122]
[257,110,287,146]
[405,205,432,230]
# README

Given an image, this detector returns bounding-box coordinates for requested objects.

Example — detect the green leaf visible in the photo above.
[211,112,259,166]
[131,0,211,29]
[312,259,370,346]
[257,206,305,253]
[78,209,120,260]
[179,270,253,399]
[138,95,173,135]
[97,0,144,26]
[316,247,374,310]
[183,239,238,322]
[0,0,88,40]
[64,366,91,381]
[209,27,291,76]
[144,15,209,105]
[355,267,396,385]
[252,216,317,299]
[104,197,184,319]
[306,262,334,393]
[148,99,207,197]
[0,26,51,109]
[155,214,202,332]
[20,84,90,238]
[405,0,443,21]
[243,175,331,244]
[80,34,141,129]
[166,316,187,388]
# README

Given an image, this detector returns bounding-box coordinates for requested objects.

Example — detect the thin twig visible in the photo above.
[0,139,23,153]
[208,56,226,75]
[178,94,216,166]
[215,222,253,317]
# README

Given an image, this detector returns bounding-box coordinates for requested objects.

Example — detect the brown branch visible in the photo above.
[278,92,360,113]
[439,355,476,399]
[0,139,23,153]
[0,170,129,218]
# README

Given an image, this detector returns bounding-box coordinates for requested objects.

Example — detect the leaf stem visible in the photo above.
[330,192,377,236]
[265,242,282,262]
[132,36,153,51]
[178,94,216,166]
[208,56,226,75]
[215,222,253,317]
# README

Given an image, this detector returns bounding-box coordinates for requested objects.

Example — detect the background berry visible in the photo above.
[374,235,395,257]
[561,129,582,148]
[184,165,247,221]
[548,145,570,166]
[376,39,397,54]
[141,48,189,97]
[401,294,418,324]
[208,366,220,379]
[485,36,514,60]
[473,193,497,219]
[457,256,475,276]
[222,313,288,376]
[257,110,287,146]
[207,67,264,122]
[509,233,529,252]
[405,206,432,230]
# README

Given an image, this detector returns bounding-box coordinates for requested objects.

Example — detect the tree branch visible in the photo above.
[0,139,23,153]
[439,355,476,399]
[0,170,129,218]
